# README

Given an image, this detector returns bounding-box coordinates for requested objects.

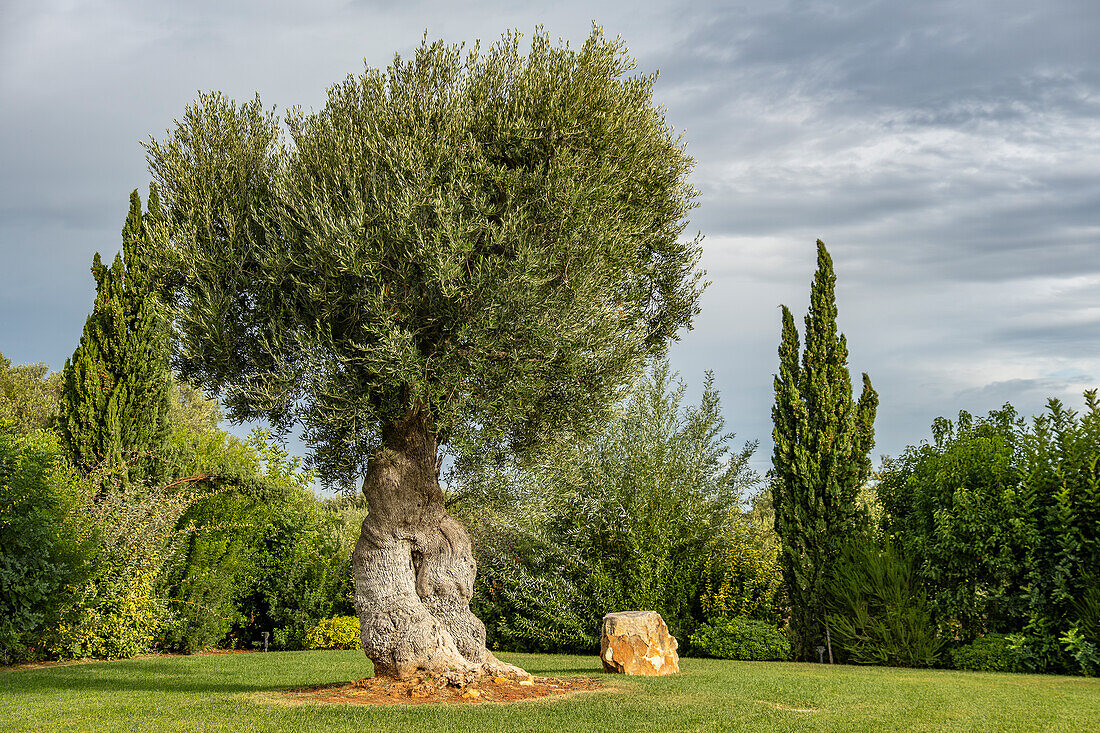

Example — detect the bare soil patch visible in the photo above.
[285,673,603,705]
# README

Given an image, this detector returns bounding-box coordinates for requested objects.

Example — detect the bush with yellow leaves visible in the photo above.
[304,616,361,650]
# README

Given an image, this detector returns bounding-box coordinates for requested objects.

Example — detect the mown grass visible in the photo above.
[2,651,1097,733]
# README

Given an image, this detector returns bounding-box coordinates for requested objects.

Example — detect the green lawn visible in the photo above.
[2,651,1097,732]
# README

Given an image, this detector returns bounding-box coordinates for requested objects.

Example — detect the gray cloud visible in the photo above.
[1,0,1097,480]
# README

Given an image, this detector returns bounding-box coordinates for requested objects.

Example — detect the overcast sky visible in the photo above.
[2,0,1097,480]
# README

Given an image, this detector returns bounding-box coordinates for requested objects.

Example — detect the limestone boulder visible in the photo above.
[600,611,679,676]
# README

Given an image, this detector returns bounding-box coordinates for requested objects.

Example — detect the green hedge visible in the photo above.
[689,617,790,661]
[950,633,1021,672]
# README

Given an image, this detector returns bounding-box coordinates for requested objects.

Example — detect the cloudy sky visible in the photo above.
[2,0,1097,479]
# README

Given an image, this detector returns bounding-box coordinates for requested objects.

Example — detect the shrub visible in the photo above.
[689,617,790,661]
[159,491,255,654]
[0,426,94,664]
[468,519,598,653]
[237,499,351,651]
[950,633,1021,672]
[159,429,350,653]
[304,616,360,650]
[1015,395,1100,674]
[702,507,784,624]
[825,539,944,668]
[54,556,166,660]
[52,480,194,660]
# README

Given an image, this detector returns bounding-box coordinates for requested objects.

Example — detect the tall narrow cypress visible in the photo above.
[59,188,171,485]
[771,240,879,660]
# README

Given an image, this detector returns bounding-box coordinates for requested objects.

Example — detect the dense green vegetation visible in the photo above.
[0,353,360,665]
[877,397,1100,674]
[3,651,1099,733]
[0,427,92,662]
[3,232,1096,676]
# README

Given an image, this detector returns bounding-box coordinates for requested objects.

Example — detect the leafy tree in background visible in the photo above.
[1016,393,1100,673]
[0,354,62,434]
[58,189,170,485]
[877,407,1027,641]
[771,240,878,661]
[143,27,703,678]
[879,394,1100,673]
[453,360,759,652]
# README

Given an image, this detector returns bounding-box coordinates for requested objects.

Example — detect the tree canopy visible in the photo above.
[0,353,61,435]
[143,27,704,489]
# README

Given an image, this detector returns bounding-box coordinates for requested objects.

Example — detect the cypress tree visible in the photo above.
[771,239,879,661]
[59,188,171,485]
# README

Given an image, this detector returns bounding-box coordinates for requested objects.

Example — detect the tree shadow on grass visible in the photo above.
[5,668,285,695]
[8,654,607,696]
[2,656,353,697]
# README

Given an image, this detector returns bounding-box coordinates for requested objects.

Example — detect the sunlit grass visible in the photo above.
[2,651,1098,732]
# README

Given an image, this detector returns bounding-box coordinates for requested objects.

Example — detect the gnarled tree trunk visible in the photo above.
[352,411,524,680]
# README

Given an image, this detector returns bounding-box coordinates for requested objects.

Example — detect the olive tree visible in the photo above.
[142,28,703,679]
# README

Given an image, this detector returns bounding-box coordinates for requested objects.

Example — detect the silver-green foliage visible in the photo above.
[0,355,62,435]
[455,360,758,649]
[143,27,703,489]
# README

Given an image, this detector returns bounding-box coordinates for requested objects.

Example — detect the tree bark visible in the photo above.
[352,411,524,680]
